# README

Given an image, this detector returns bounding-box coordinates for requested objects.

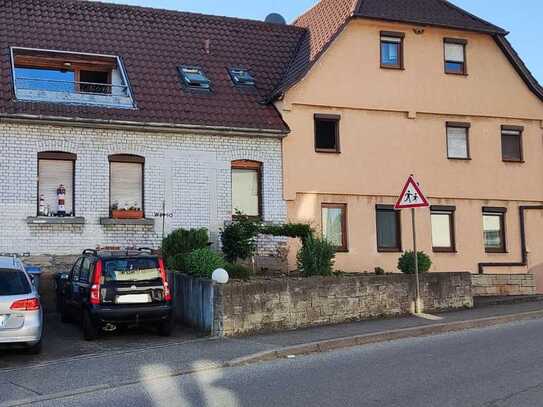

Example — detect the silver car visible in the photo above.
[0,257,43,354]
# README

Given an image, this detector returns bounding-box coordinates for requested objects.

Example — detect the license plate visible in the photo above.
[116,294,151,304]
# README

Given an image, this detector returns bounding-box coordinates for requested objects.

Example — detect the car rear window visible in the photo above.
[103,258,161,283]
[0,269,31,296]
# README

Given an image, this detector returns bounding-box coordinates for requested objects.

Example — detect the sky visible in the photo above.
[94,0,543,84]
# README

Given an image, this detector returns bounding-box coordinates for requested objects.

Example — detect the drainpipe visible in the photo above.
[478,205,543,274]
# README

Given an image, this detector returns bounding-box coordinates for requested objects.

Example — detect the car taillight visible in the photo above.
[10,298,40,311]
[158,258,171,302]
[90,259,103,305]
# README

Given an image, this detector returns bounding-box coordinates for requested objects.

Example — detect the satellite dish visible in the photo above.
[265,13,287,25]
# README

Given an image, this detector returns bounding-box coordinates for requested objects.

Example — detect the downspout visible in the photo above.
[478,205,543,274]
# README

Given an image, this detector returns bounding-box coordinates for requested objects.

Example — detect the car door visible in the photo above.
[75,257,93,311]
[63,257,83,313]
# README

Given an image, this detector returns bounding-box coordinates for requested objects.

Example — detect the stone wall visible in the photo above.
[212,273,473,337]
[471,274,536,297]
[0,122,286,256]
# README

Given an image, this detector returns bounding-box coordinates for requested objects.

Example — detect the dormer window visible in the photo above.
[179,66,211,90]
[229,68,255,86]
[11,48,134,108]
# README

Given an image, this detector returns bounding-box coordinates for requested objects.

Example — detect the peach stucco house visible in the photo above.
[274,0,543,290]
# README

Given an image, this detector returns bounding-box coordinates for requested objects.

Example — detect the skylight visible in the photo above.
[229,68,255,86]
[179,66,211,90]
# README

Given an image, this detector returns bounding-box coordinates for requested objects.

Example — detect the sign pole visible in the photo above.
[411,207,421,313]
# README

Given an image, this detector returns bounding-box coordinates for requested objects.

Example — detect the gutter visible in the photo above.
[478,205,543,274]
[0,113,289,138]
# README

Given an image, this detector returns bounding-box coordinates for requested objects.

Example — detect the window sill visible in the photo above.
[485,249,508,254]
[502,159,525,164]
[100,218,155,226]
[335,248,349,253]
[26,216,86,225]
[433,248,457,253]
[315,149,341,154]
[377,248,402,253]
[448,157,471,161]
[380,65,404,70]
[445,71,468,76]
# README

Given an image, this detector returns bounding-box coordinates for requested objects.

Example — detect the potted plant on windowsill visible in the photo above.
[111,203,144,220]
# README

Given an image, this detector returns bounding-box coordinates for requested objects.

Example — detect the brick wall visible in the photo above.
[211,273,473,336]
[471,274,536,297]
[0,122,286,256]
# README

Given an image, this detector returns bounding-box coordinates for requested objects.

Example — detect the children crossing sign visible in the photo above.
[394,175,429,314]
[394,175,429,209]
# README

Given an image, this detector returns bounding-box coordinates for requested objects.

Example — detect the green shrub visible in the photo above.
[162,228,209,264]
[220,213,260,263]
[374,267,385,275]
[184,248,227,279]
[296,236,336,277]
[225,263,254,280]
[167,253,187,272]
[397,251,432,274]
[260,223,314,243]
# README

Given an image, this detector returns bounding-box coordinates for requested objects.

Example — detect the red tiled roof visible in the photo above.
[0,0,305,133]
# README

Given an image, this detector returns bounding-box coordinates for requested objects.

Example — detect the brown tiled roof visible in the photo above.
[0,0,305,133]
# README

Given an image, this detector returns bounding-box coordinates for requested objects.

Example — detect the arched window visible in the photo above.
[108,154,145,219]
[37,151,77,217]
[231,160,262,219]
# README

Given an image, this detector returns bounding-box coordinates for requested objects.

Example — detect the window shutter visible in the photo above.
[110,162,143,209]
[447,127,468,158]
[381,36,402,43]
[445,43,464,62]
[38,159,74,215]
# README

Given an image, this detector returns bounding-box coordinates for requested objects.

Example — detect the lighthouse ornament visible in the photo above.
[39,194,46,216]
[57,184,66,216]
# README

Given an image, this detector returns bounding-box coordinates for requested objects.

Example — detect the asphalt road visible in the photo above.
[27,318,543,407]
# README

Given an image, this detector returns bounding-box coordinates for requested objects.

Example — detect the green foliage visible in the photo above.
[259,223,314,243]
[397,251,432,274]
[184,248,227,279]
[225,263,254,280]
[167,253,187,272]
[296,235,336,277]
[374,267,385,275]
[220,213,260,263]
[162,228,209,265]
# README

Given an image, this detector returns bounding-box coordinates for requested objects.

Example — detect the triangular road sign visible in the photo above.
[394,176,429,209]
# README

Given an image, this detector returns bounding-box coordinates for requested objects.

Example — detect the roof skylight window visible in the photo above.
[229,68,255,86]
[179,66,211,90]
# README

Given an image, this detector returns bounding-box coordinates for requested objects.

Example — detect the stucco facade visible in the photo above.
[279,20,543,279]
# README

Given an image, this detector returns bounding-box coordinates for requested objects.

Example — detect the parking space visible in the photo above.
[0,313,200,369]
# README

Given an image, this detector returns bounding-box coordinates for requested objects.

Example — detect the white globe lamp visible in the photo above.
[212,268,229,284]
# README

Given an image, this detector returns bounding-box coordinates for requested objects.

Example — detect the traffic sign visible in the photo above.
[394,175,429,209]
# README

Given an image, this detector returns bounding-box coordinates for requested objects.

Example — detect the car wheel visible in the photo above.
[26,340,42,355]
[82,310,99,341]
[157,318,174,337]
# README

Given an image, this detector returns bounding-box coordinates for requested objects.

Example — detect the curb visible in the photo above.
[227,309,543,367]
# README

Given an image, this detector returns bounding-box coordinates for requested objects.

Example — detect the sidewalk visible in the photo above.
[2,300,543,406]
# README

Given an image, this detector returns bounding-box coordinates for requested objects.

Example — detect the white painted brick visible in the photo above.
[0,123,287,255]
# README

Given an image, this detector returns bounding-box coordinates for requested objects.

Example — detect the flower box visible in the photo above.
[111,210,144,219]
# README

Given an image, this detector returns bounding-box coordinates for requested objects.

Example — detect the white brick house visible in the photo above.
[0,122,286,255]
[0,0,306,265]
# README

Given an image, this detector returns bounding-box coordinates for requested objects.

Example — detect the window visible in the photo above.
[444,38,467,75]
[70,258,83,282]
[231,160,262,218]
[431,206,456,252]
[314,114,340,153]
[79,258,92,283]
[109,155,144,218]
[321,203,348,251]
[37,152,76,217]
[446,122,470,159]
[179,66,211,90]
[12,48,133,107]
[501,126,523,162]
[380,31,404,69]
[376,205,401,252]
[483,208,506,253]
[229,68,255,86]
